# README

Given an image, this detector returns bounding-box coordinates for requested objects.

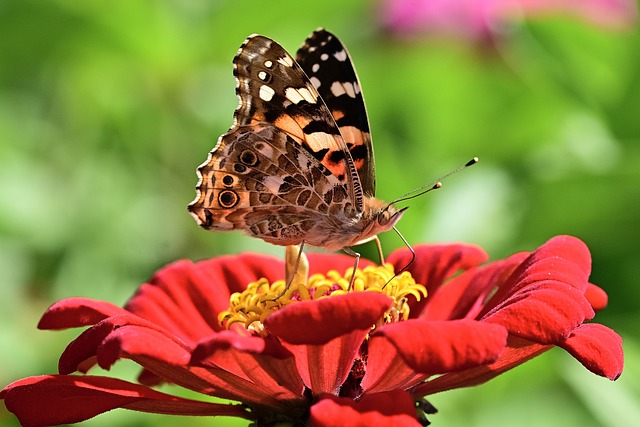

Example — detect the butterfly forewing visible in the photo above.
[296,29,375,197]
[231,35,363,209]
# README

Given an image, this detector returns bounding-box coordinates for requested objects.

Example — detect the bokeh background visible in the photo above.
[1,1,639,426]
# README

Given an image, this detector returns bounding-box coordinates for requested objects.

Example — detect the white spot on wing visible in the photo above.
[330,81,357,98]
[344,82,356,98]
[309,76,321,89]
[312,63,320,73]
[334,50,347,62]
[264,60,273,68]
[285,86,317,104]
[278,55,294,67]
[320,53,329,61]
[258,71,267,81]
[259,85,275,101]
[330,81,345,97]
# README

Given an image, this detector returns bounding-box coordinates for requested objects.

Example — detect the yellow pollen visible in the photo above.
[218,262,428,335]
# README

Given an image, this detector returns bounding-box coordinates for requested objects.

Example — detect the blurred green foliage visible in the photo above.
[1,1,638,426]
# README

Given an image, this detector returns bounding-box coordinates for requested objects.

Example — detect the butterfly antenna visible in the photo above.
[391,157,478,205]
[382,226,415,290]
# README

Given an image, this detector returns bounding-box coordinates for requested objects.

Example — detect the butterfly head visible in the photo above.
[375,204,408,231]
[356,198,408,245]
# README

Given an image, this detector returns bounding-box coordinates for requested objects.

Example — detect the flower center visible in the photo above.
[218,251,427,336]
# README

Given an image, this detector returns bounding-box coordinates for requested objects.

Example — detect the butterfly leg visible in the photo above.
[342,247,361,292]
[373,235,385,265]
[275,241,307,300]
[381,226,416,289]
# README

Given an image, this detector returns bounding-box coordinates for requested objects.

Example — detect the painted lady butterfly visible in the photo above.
[188,29,407,263]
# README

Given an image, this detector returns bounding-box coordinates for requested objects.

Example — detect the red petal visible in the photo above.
[265,293,392,395]
[58,314,187,374]
[56,315,250,402]
[560,323,624,380]
[421,253,527,320]
[585,283,609,312]
[481,236,596,343]
[192,331,304,402]
[86,323,285,405]
[38,297,129,330]
[413,335,550,395]
[0,375,249,427]
[310,390,421,427]
[388,243,488,292]
[484,282,594,343]
[362,319,507,392]
[125,254,284,346]
[265,292,392,345]
[387,243,488,317]
[484,235,592,311]
[98,324,192,369]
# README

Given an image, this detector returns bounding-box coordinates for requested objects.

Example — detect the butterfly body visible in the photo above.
[189,29,406,252]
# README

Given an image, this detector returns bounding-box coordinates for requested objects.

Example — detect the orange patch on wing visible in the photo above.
[331,109,345,121]
[339,126,367,168]
[274,115,305,141]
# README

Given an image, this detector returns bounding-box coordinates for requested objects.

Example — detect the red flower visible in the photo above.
[1,236,623,426]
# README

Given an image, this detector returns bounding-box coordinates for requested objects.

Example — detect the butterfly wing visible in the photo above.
[232,34,364,210]
[296,29,375,197]
[188,123,355,248]
[189,34,366,248]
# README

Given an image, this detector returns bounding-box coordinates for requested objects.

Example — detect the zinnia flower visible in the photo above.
[380,0,638,43]
[1,235,623,426]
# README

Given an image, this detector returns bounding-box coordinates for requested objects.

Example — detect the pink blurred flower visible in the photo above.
[380,0,638,42]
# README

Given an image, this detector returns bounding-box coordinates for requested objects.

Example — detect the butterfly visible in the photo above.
[188,28,407,266]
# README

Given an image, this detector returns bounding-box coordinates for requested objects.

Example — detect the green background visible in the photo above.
[1,1,638,426]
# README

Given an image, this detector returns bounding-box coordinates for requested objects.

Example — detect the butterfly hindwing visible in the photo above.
[232,34,363,209]
[296,29,375,197]
[189,123,357,248]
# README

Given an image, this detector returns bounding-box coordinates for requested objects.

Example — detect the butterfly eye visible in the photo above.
[377,210,391,226]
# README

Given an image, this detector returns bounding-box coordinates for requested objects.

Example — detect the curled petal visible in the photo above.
[363,319,507,392]
[482,236,596,343]
[485,283,594,343]
[585,283,609,312]
[560,323,624,380]
[488,235,592,304]
[310,390,421,427]
[58,314,186,374]
[98,324,192,369]
[38,297,129,330]
[0,375,250,427]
